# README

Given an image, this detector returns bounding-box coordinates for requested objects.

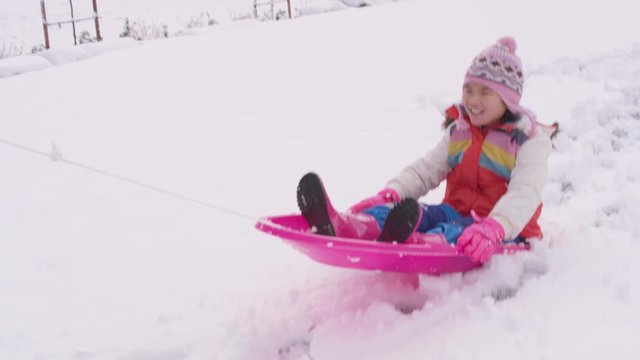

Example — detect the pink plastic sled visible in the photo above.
[255,214,529,275]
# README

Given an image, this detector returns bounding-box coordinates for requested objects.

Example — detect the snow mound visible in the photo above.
[0,39,137,78]
[0,55,52,78]
[295,0,350,16]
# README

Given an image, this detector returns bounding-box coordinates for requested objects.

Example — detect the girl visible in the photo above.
[297,37,555,264]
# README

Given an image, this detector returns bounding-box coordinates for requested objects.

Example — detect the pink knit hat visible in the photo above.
[464,36,525,115]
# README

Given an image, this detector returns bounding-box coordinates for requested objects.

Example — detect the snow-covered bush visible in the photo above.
[0,42,24,59]
[78,30,97,44]
[31,44,46,54]
[340,0,371,7]
[119,17,169,41]
[184,12,218,29]
[275,9,289,20]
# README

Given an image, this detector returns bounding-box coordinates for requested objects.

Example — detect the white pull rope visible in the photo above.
[0,137,257,222]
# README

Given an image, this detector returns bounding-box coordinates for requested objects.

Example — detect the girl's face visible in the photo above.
[462,82,507,127]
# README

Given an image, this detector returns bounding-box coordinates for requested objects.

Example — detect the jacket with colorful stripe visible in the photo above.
[386,104,553,240]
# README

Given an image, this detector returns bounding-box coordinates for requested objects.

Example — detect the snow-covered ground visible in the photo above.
[1,0,640,359]
[0,0,394,78]
[1,0,244,53]
[0,0,385,58]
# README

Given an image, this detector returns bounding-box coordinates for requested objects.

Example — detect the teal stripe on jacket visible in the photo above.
[479,153,512,180]
[447,152,465,169]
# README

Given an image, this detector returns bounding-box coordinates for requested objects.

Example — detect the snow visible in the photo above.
[0,54,52,78]
[1,0,640,359]
[0,38,137,77]
[0,0,395,78]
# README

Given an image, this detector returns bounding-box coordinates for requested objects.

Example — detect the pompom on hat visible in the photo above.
[464,36,533,118]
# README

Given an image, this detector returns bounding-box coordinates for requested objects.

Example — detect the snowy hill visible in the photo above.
[0,0,389,58]
[1,0,640,359]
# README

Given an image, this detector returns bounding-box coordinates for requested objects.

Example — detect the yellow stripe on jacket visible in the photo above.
[481,141,516,170]
[448,139,471,157]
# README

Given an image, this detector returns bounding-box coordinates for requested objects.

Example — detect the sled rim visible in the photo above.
[256,215,461,255]
[255,214,528,274]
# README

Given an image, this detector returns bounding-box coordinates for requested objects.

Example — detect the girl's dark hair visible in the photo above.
[502,109,521,124]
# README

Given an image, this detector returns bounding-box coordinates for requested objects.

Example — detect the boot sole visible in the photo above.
[377,198,420,243]
[297,172,336,236]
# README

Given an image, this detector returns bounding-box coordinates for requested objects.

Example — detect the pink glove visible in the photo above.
[457,211,505,264]
[347,188,400,214]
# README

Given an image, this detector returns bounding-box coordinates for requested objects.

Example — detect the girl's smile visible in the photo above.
[462,82,507,127]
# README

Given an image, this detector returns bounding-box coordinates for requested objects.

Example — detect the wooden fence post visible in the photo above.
[68,0,78,45]
[92,0,102,41]
[40,0,51,49]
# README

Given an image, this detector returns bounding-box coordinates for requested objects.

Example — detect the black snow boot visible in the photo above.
[296,172,336,236]
[377,198,422,243]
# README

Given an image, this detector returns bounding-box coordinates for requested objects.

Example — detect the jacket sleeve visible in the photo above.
[490,131,552,240]
[385,129,451,199]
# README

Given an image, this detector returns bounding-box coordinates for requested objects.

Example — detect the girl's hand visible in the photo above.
[347,188,400,214]
[457,211,505,263]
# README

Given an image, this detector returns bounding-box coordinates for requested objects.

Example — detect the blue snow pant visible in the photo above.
[362,203,525,244]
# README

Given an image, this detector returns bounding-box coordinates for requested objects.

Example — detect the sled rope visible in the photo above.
[0,137,257,222]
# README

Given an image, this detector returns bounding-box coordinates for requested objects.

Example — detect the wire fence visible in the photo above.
[254,0,292,20]
[40,0,102,49]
